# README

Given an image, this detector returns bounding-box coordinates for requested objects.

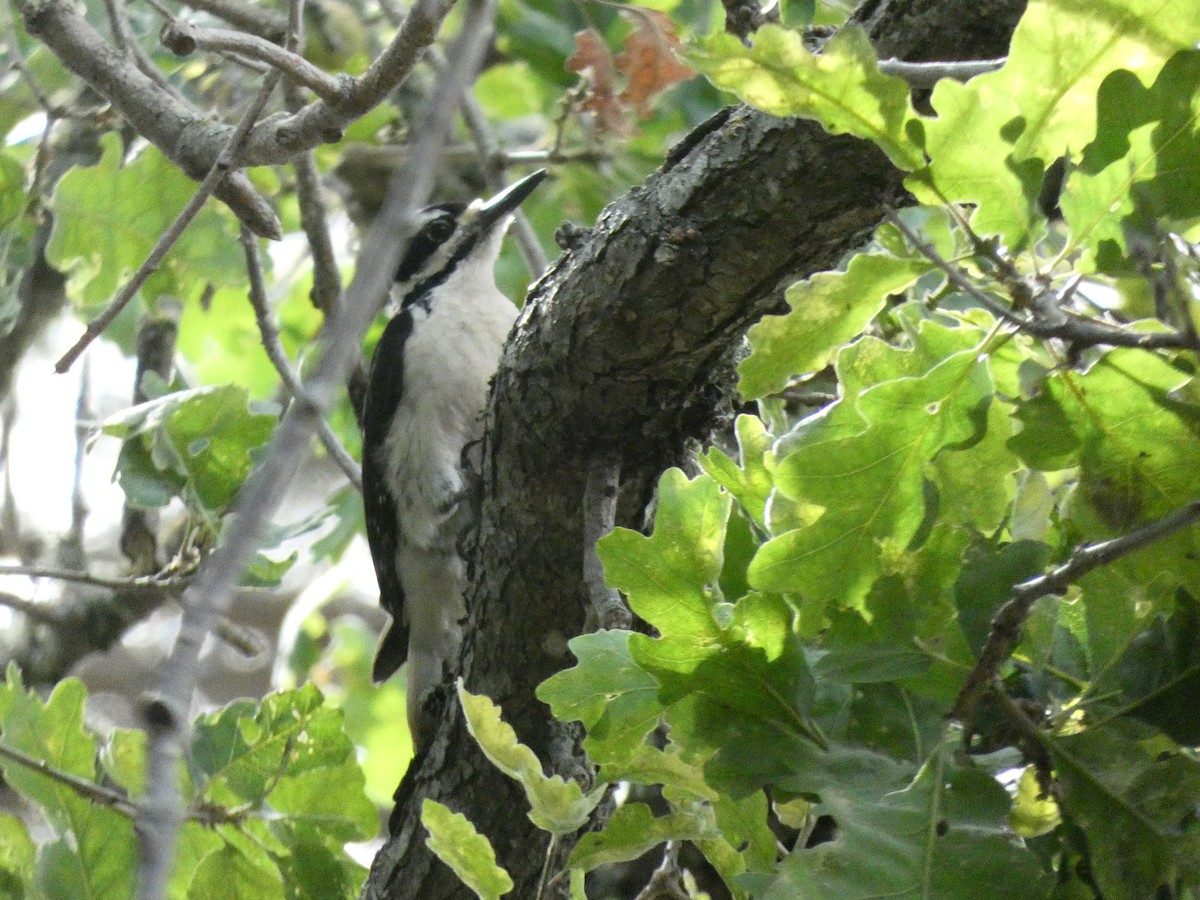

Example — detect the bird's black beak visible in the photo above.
[476,169,547,231]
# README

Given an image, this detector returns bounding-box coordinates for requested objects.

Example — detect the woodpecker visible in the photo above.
[362,169,546,745]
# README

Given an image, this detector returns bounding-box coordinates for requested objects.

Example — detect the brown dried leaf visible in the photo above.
[566,28,630,136]
[615,10,695,116]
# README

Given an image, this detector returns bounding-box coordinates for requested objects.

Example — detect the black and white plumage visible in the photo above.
[362,170,545,743]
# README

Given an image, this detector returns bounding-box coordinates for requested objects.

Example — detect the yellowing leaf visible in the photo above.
[458,682,604,835]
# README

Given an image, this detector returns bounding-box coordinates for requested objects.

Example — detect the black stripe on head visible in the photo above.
[395,203,467,284]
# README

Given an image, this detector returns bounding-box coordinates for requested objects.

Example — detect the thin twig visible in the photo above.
[2,0,55,113]
[498,148,609,167]
[0,740,140,817]
[101,0,131,54]
[534,834,558,900]
[53,60,285,375]
[291,151,343,316]
[951,498,1200,725]
[0,738,254,826]
[0,591,67,626]
[238,224,363,491]
[59,355,91,569]
[878,57,1005,88]
[633,841,689,900]
[428,46,548,278]
[137,3,495,895]
[0,562,187,593]
[583,455,630,630]
[103,0,182,100]
[160,21,347,103]
[883,207,1200,352]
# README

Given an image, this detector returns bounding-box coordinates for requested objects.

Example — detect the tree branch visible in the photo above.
[53,65,287,373]
[160,20,348,103]
[368,0,1030,896]
[15,0,280,238]
[238,224,362,491]
[884,207,1200,352]
[0,740,140,818]
[15,0,458,234]
[951,498,1200,726]
[0,563,187,594]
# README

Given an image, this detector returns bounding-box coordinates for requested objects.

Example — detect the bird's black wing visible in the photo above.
[362,310,413,682]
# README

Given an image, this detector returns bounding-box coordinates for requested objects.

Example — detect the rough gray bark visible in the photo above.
[365,0,1027,897]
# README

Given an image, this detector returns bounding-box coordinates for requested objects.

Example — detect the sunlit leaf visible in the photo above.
[689,25,922,171]
[458,683,605,834]
[422,800,513,900]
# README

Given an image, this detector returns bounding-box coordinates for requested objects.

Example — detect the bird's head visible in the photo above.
[394,169,546,308]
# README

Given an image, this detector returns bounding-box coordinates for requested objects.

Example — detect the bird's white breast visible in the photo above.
[381,251,518,550]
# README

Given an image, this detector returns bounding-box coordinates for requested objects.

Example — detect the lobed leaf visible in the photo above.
[422,800,513,900]
[689,25,923,171]
[458,683,604,835]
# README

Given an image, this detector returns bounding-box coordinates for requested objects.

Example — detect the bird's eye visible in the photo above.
[427,218,454,242]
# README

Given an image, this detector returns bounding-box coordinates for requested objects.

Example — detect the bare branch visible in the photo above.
[291,150,343,316]
[0,562,188,594]
[878,57,1005,88]
[15,0,281,238]
[633,842,689,900]
[175,0,288,40]
[428,46,549,278]
[160,20,348,103]
[1,0,55,113]
[0,737,264,827]
[136,1,494,893]
[883,207,1200,352]
[103,0,182,99]
[53,62,286,374]
[238,223,362,491]
[59,356,90,569]
[952,498,1200,726]
[0,591,66,626]
[241,0,457,163]
[583,455,630,630]
[0,740,140,818]
[498,148,610,167]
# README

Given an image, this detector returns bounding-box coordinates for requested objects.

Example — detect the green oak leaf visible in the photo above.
[916,0,1200,249]
[48,133,243,306]
[422,800,513,900]
[536,629,661,765]
[1063,51,1200,273]
[100,384,277,514]
[747,746,1048,899]
[0,666,136,899]
[458,683,604,835]
[1049,722,1200,899]
[739,253,932,400]
[568,802,715,874]
[750,348,991,611]
[688,25,923,171]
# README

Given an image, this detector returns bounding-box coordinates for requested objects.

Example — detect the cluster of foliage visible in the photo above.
[420,1,1200,898]
[0,666,375,896]
[0,0,731,894]
[1,0,1199,896]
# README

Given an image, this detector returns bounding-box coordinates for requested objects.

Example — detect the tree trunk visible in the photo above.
[363,0,1027,896]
